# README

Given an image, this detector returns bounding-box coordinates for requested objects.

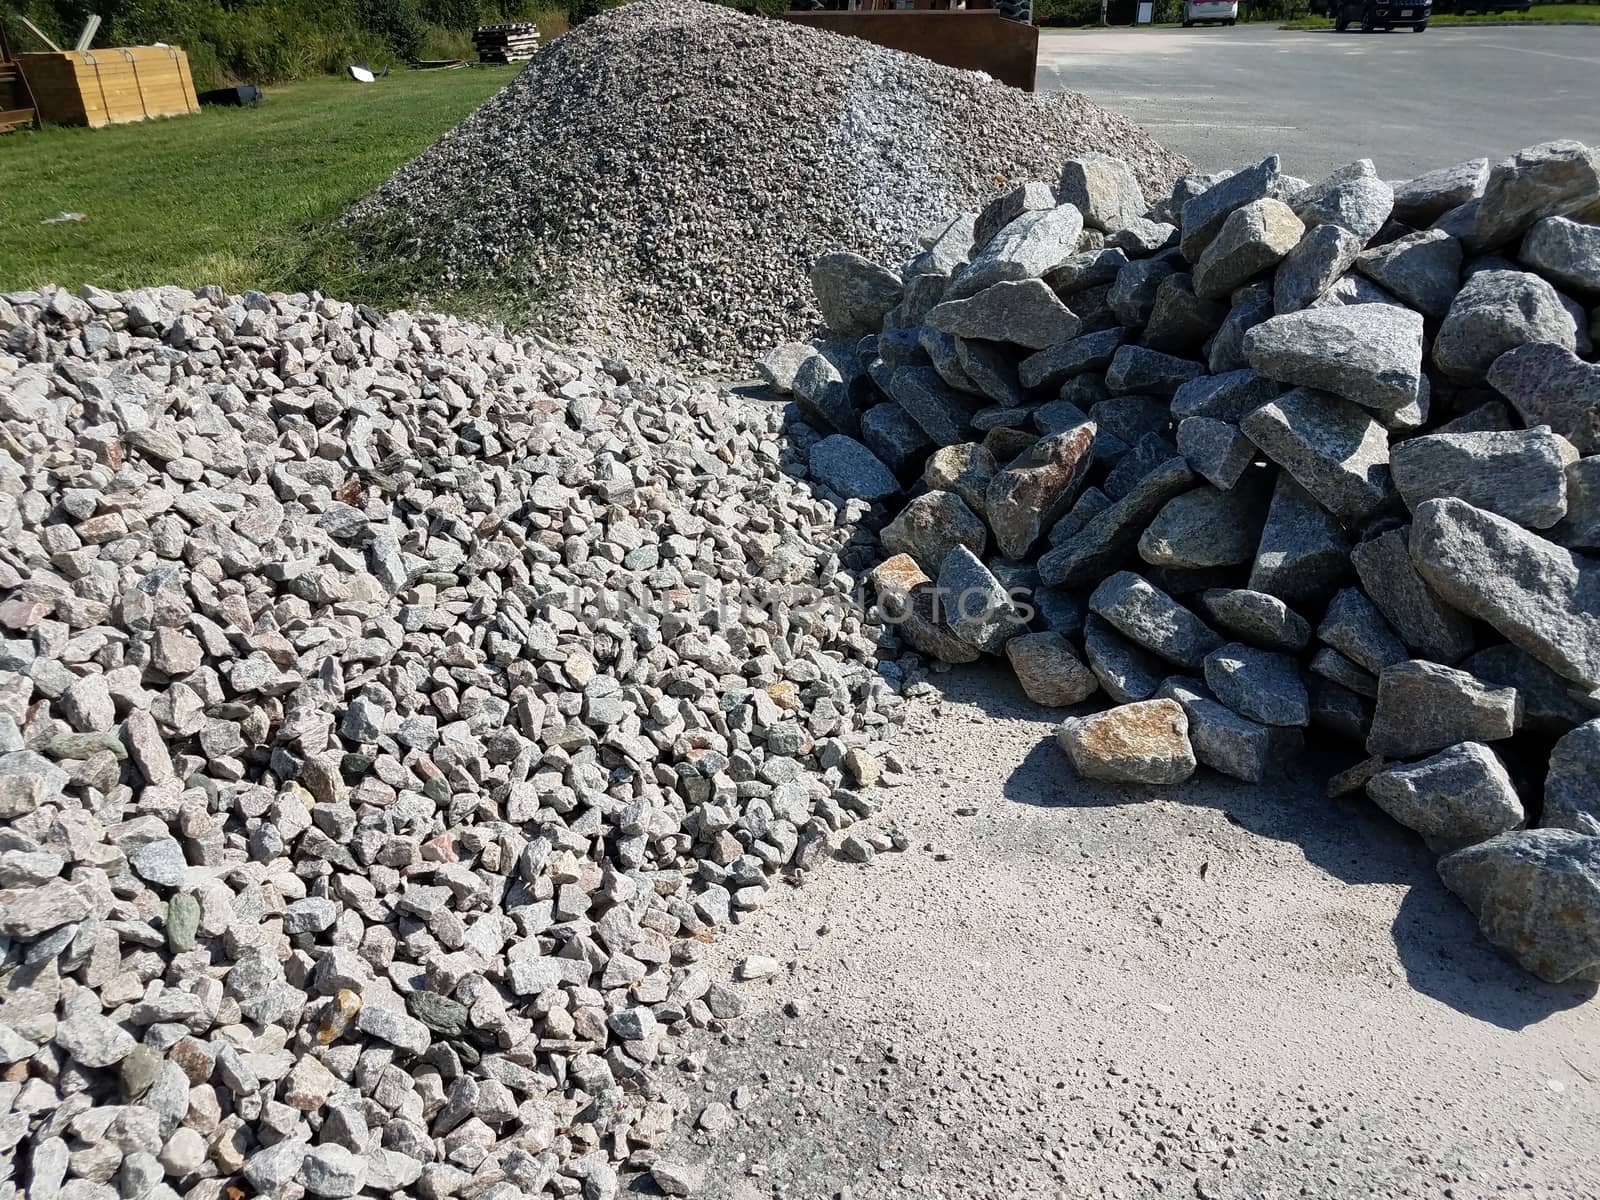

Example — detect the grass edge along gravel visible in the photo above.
[0,67,520,304]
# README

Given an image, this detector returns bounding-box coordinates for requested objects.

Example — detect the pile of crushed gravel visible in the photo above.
[340,0,1188,372]
[0,283,912,1200]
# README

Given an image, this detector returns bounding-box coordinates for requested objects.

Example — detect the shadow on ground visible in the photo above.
[917,660,1600,1031]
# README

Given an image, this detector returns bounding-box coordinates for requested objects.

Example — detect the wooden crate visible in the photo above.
[18,46,200,129]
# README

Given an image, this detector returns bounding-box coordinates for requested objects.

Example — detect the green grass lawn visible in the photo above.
[1283,4,1600,26]
[0,66,518,298]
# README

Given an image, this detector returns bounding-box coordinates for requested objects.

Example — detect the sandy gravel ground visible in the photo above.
[644,663,1600,1200]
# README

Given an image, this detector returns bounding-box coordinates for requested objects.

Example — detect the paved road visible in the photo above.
[1037,26,1600,180]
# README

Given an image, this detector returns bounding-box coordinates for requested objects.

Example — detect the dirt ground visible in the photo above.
[644,663,1600,1200]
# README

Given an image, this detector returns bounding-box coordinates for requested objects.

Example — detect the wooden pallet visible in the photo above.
[1,29,38,132]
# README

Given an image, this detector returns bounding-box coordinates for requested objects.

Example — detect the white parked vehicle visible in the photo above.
[1182,0,1240,25]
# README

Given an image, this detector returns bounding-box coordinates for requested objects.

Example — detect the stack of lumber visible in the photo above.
[18,45,198,128]
[473,23,541,64]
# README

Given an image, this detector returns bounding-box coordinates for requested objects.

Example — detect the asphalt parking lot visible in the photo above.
[1037,25,1600,180]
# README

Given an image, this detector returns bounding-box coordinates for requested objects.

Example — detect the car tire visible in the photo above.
[1413,19,1428,28]
[1182,18,1194,25]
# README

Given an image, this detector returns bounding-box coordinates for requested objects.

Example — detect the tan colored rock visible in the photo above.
[1006,632,1100,707]
[1055,699,1197,785]
[923,443,997,518]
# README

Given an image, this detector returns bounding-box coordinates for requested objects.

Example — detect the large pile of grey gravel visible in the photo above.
[340,0,1188,372]
[0,284,911,1200]
[768,139,1600,987]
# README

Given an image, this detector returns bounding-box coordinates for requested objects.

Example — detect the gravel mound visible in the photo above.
[773,138,1600,987]
[0,283,910,1197]
[341,0,1188,372]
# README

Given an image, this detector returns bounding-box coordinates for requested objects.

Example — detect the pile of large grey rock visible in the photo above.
[0,285,910,1199]
[340,0,1188,373]
[768,139,1600,987]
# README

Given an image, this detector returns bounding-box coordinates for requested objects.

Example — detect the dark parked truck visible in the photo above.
[1333,0,1433,30]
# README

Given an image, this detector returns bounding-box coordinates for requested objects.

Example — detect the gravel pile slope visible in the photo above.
[770,138,1600,987]
[0,283,909,1199]
[340,0,1188,372]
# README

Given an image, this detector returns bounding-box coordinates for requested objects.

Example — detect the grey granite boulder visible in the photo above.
[811,252,903,336]
[792,349,864,438]
[1083,614,1168,704]
[1108,251,1183,327]
[1518,215,1600,297]
[1437,828,1600,983]
[1139,483,1267,568]
[920,327,983,395]
[1108,217,1179,255]
[1433,269,1576,383]
[1006,631,1100,707]
[1176,416,1255,490]
[1171,368,1281,423]
[1486,342,1600,454]
[860,402,935,476]
[1105,344,1205,397]
[1089,571,1224,669]
[1060,154,1147,233]
[953,203,1086,298]
[985,423,1097,559]
[1046,246,1128,294]
[1552,455,1600,553]
[1192,198,1305,300]
[1317,587,1409,676]
[1410,497,1600,689]
[1240,387,1393,524]
[1180,155,1282,261]
[1366,659,1520,758]
[1274,223,1364,314]
[881,489,987,576]
[1355,229,1463,320]
[1544,719,1600,837]
[1203,642,1310,727]
[1470,139,1600,252]
[1350,526,1476,664]
[889,365,985,445]
[757,342,813,394]
[1156,676,1288,783]
[1143,274,1227,354]
[972,182,1056,255]
[1207,283,1276,373]
[1244,304,1424,416]
[1464,644,1600,737]
[1248,474,1352,609]
[955,338,1029,409]
[808,435,899,502]
[1038,456,1195,588]
[1018,328,1126,390]
[1057,699,1197,785]
[1194,588,1312,652]
[1392,157,1488,226]
[937,545,1029,653]
[926,279,1081,349]
[1289,160,1394,242]
[1390,426,1571,530]
[1310,647,1379,699]
[1366,742,1524,852]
